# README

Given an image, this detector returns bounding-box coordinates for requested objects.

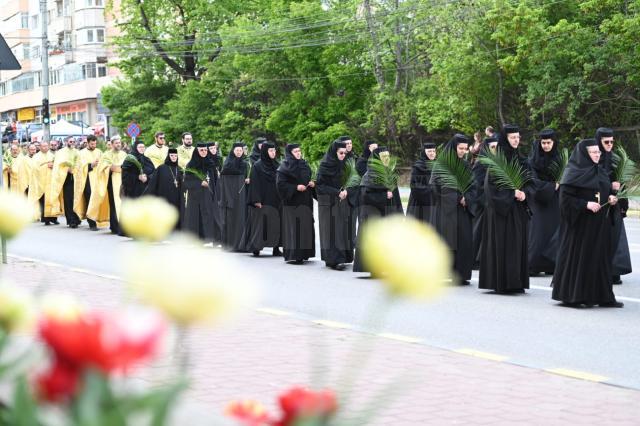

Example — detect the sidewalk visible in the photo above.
[5,257,640,425]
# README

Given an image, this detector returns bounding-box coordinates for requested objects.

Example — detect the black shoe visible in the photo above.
[460,280,471,286]
[599,301,624,308]
[291,260,304,265]
[328,264,345,271]
[70,224,78,229]
[272,247,282,257]
[613,278,622,285]
[52,220,60,225]
[44,222,51,226]
[560,302,584,308]
[89,226,98,231]
[252,251,260,257]
[529,271,540,277]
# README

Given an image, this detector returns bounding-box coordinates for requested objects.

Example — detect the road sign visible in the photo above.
[126,122,140,138]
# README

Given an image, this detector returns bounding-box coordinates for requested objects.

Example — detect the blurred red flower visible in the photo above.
[226,400,273,426]
[39,309,165,374]
[275,387,337,426]
[36,358,80,402]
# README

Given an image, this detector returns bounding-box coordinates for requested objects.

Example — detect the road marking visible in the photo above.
[545,368,608,382]
[377,333,422,344]
[312,319,352,329]
[454,348,509,362]
[255,307,292,316]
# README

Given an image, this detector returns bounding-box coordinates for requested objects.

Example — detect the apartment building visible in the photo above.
[0,0,119,132]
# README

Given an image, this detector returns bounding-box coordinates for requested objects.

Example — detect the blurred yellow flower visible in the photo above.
[361,215,450,300]
[0,189,34,240]
[0,282,36,333]
[120,196,178,242]
[40,293,84,322]
[125,239,258,326]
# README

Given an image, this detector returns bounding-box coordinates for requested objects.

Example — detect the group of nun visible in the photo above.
[406,126,631,308]
[117,127,631,308]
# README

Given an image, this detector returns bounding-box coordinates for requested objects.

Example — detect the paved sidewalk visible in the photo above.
[4,257,640,425]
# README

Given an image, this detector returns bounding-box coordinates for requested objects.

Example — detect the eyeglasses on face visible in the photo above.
[602,140,614,145]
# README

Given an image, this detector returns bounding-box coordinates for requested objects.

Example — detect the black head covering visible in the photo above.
[256,142,278,181]
[250,138,266,163]
[318,140,347,177]
[127,140,155,175]
[443,133,470,152]
[528,129,559,179]
[413,143,436,176]
[560,138,608,190]
[417,142,437,161]
[185,143,211,172]
[277,143,311,183]
[595,127,614,173]
[164,148,178,166]
[221,142,248,175]
[131,140,146,161]
[498,124,521,161]
[478,136,498,156]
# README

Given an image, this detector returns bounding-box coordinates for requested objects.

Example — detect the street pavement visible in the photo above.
[6,216,640,395]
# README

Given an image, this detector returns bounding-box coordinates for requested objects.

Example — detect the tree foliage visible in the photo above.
[102,0,640,160]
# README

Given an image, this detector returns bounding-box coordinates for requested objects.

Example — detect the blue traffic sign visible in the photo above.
[126,122,141,138]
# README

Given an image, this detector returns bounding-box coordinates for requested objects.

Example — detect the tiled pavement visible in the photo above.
[4,257,640,425]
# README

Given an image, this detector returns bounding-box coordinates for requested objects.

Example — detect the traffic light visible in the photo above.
[42,98,50,125]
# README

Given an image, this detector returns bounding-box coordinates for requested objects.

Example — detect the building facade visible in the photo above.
[0,0,119,135]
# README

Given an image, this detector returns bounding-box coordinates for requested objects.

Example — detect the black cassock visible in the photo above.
[146,162,182,220]
[611,199,632,278]
[276,148,316,262]
[551,183,616,304]
[181,172,214,241]
[469,159,488,269]
[478,173,530,292]
[121,152,155,199]
[406,156,434,223]
[243,152,281,253]
[430,179,474,283]
[317,141,354,267]
[62,174,80,226]
[218,174,248,251]
[208,155,222,242]
[352,185,403,272]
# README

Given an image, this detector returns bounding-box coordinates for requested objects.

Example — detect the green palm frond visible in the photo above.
[368,156,399,191]
[341,158,361,189]
[612,146,637,184]
[3,151,13,167]
[245,159,252,179]
[124,154,143,173]
[185,167,207,181]
[549,148,570,182]
[478,148,531,190]
[430,148,474,194]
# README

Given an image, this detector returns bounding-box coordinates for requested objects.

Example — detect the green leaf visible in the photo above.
[478,148,531,190]
[612,146,637,184]
[11,376,39,426]
[341,158,361,189]
[430,148,474,194]
[185,167,207,182]
[367,156,399,191]
[124,154,143,173]
[549,148,570,183]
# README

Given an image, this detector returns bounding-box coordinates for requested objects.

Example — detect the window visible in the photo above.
[96,29,104,42]
[98,65,107,77]
[56,0,63,17]
[85,0,104,6]
[50,68,62,85]
[22,44,30,59]
[31,15,38,29]
[21,13,29,29]
[0,82,6,97]
[82,63,97,79]
[87,29,93,42]
[10,74,34,93]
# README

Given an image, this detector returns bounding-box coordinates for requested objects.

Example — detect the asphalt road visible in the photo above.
[7,215,640,390]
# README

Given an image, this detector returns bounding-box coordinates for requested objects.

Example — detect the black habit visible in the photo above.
[406,143,436,223]
[180,145,214,242]
[146,150,182,217]
[218,143,249,251]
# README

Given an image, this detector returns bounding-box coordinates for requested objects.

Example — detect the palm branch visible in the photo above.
[245,159,252,179]
[3,151,13,167]
[367,156,399,191]
[612,146,637,184]
[430,148,474,194]
[548,148,570,183]
[124,154,143,173]
[59,151,79,169]
[341,158,361,189]
[478,148,531,190]
[185,167,207,182]
[309,160,319,181]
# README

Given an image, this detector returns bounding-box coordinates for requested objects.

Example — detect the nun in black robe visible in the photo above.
[527,129,561,275]
[218,143,249,251]
[206,142,222,242]
[341,136,359,248]
[353,147,404,273]
[243,142,282,256]
[249,138,265,165]
[181,143,215,242]
[276,144,316,263]
[595,127,632,284]
[316,140,354,270]
[429,135,474,284]
[355,140,377,177]
[147,148,182,212]
[551,139,623,308]
[121,140,155,199]
[478,125,531,294]
[469,137,497,269]
[407,143,436,222]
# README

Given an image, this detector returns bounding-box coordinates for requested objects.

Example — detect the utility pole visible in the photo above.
[40,0,50,143]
